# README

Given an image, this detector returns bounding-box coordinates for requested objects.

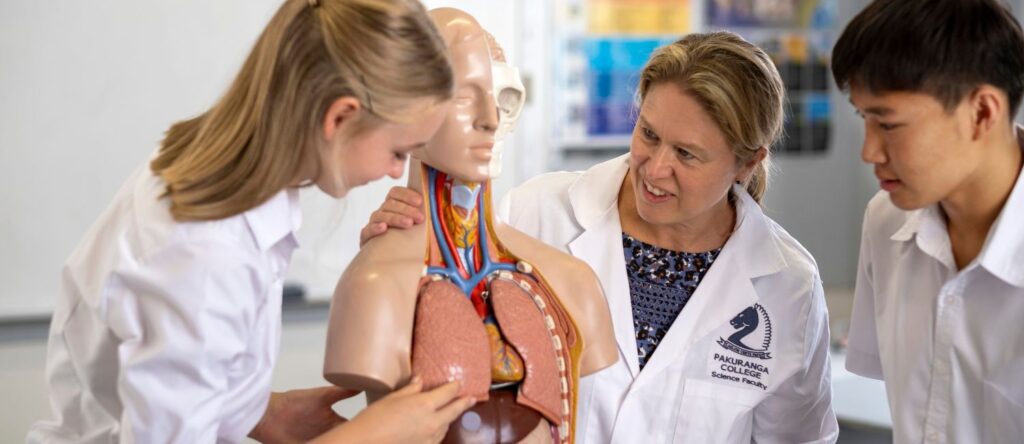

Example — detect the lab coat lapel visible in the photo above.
[634,243,757,385]
[567,155,641,378]
[635,187,786,385]
[569,209,640,379]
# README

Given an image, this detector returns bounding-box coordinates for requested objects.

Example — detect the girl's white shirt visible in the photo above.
[27,163,301,444]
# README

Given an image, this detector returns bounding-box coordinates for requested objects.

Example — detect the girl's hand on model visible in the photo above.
[360,186,426,247]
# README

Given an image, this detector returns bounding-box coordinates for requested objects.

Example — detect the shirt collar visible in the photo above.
[567,154,629,230]
[889,126,1024,286]
[567,154,786,278]
[890,204,955,270]
[978,127,1024,287]
[889,208,926,243]
[243,188,302,252]
[729,184,788,278]
[890,204,947,244]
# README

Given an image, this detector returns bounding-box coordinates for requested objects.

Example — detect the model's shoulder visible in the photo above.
[496,223,593,281]
[341,228,425,288]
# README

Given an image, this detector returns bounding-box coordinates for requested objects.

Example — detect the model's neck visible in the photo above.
[418,162,500,271]
[448,180,482,220]
[446,179,482,270]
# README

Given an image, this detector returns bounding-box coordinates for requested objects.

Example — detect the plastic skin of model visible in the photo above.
[323,8,617,444]
[484,31,524,179]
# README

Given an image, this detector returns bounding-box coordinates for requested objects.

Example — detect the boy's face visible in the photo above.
[850,86,984,210]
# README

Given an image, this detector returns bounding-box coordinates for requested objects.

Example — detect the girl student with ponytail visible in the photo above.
[364,32,838,442]
[28,1,475,443]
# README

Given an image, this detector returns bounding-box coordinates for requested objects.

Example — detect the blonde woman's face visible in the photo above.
[627,82,753,226]
[317,101,448,198]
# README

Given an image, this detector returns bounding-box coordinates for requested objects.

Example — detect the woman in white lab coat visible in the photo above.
[27,1,474,443]
[366,32,838,443]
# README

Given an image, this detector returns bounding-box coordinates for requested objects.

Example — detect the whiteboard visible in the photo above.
[0,0,521,320]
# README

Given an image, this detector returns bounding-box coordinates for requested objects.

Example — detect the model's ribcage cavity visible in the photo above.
[412,271,568,425]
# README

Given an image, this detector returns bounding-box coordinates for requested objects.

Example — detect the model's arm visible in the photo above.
[324,247,422,393]
[570,265,619,375]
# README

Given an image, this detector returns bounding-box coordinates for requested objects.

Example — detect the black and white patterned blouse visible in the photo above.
[622,232,721,369]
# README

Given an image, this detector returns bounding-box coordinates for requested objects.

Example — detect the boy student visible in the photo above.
[832,0,1024,442]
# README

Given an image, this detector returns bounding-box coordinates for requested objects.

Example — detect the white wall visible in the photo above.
[0,0,282,319]
[759,0,875,287]
[0,2,523,439]
[0,0,522,319]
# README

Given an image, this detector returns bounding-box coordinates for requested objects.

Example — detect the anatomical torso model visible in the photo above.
[324,9,617,443]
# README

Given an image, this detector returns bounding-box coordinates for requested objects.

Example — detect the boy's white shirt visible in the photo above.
[849,129,1024,443]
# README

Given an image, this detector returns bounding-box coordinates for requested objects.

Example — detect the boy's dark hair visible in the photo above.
[832,0,1024,117]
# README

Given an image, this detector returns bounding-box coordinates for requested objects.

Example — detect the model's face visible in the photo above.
[628,82,753,226]
[850,86,980,210]
[317,102,447,198]
[415,34,498,182]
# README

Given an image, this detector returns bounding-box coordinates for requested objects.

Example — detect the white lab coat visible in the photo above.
[27,164,301,443]
[498,155,838,443]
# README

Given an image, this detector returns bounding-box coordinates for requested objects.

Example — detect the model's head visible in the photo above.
[486,31,526,179]
[629,32,783,226]
[414,8,499,183]
[152,0,453,220]
[833,0,1024,209]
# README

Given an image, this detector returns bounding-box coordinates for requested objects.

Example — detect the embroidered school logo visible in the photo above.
[717,304,772,360]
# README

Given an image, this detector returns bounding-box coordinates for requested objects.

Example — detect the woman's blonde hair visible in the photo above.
[638,32,785,204]
[152,0,452,221]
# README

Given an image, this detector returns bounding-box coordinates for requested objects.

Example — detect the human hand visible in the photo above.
[310,377,475,444]
[359,186,426,247]
[248,386,360,444]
